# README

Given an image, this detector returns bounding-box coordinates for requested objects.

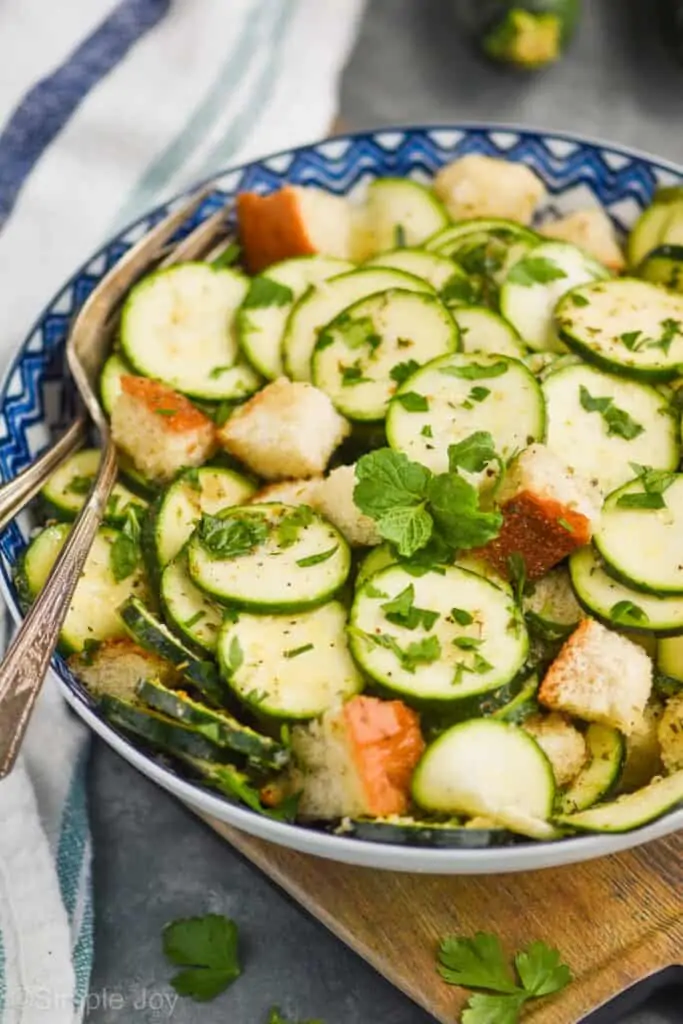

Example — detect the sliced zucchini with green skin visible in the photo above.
[412,719,556,836]
[188,503,350,612]
[500,241,609,353]
[555,768,683,833]
[312,289,459,422]
[349,565,528,708]
[638,245,683,294]
[17,523,147,654]
[119,596,227,706]
[542,362,678,495]
[160,554,224,653]
[217,600,363,720]
[100,352,134,415]
[283,267,433,382]
[628,197,683,269]
[558,724,625,815]
[236,255,353,380]
[117,451,160,500]
[120,262,261,400]
[356,178,449,258]
[452,305,527,358]
[555,278,683,381]
[102,695,229,763]
[386,351,544,477]
[135,678,288,769]
[41,449,147,525]
[491,673,540,724]
[355,543,398,590]
[657,634,683,682]
[570,545,683,636]
[594,475,683,596]
[149,465,256,572]
[180,754,294,819]
[364,248,472,303]
[345,816,515,848]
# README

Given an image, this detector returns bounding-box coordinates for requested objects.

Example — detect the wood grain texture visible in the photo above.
[200,817,682,1024]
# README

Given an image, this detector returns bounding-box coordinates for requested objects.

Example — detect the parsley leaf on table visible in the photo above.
[514,941,573,997]
[462,992,528,1024]
[438,933,519,992]
[162,914,241,1002]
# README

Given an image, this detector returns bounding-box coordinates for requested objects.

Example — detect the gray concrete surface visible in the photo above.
[88,2,682,1021]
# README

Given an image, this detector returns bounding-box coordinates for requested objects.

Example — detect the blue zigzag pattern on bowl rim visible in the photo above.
[0,124,680,813]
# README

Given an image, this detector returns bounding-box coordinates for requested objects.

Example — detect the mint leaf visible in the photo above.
[469,386,491,403]
[390,359,420,385]
[448,431,503,476]
[515,941,572,997]
[403,635,441,671]
[439,360,508,381]
[162,914,240,1002]
[616,492,666,510]
[354,449,431,516]
[440,273,474,305]
[381,584,439,630]
[451,607,474,626]
[66,474,94,495]
[620,330,643,351]
[438,933,518,993]
[198,512,269,559]
[242,276,293,309]
[507,553,528,605]
[462,992,528,1024]
[610,600,649,625]
[341,362,370,387]
[276,505,315,548]
[296,545,338,567]
[570,292,589,307]
[110,532,139,582]
[578,386,644,440]
[329,313,381,351]
[375,505,434,557]
[394,391,429,412]
[507,256,567,287]
[428,473,502,549]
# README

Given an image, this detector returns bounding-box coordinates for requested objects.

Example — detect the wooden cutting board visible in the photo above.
[199,817,682,1023]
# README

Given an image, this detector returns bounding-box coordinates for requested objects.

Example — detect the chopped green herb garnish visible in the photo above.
[364,580,388,599]
[394,391,429,412]
[276,505,315,548]
[570,292,589,307]
[620,330,643,351]
[439,360,508,381]
[452,636,483,650]
[440,273,474,305]
[224,636,243,674]
[283,644,314,659]
[319,313,381,353]
[296,545,338,567]
[578,386,644,440]
[80,638,102,665]
[507,553,528,605]
[209,365,233,379]
[109,505,143,582]
[507,256,567,287]
[450,607,474,626]
[212,241,241,268]
[448,431,505,479]
[155,408,177,416]
[557,517,574,533]
[469,386,491,403]
[380,584,439,630]
[390,359,420,385]
[341,362,370,387]
[198,512,269,559]
[421,424,433,438]
[242,276,294,309]
[65,474,94,496]
[610,600,649,625]
[184,610,206,629]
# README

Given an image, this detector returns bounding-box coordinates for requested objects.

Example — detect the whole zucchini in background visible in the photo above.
[658,0,683,64]
[454,0,581,69]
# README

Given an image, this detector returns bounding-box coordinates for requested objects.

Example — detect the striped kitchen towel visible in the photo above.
[0,1,364,1020]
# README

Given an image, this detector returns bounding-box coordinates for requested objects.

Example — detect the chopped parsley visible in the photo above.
[507,256,567,287]
[198,512,269,559]
[394,391,429,412]
[380,584,439,630]
[283,644,314,659]
[610,600,649,625]
[439,360,508,381]
[65,474,94,496]
[578,386,644,440]
[276,505,315,548]
[296,545,338,567]
[390,359,420,385]
[242,276,294,309]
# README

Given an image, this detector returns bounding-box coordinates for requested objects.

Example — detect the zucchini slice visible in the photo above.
[500,241,609,353]
[117,451,160,501]
[345,816,514,848]
[349,564,528,708]
[491,673,540,724]
[364,248,472,303]
[657,634,683,683]
[452,305,527,358]
[283,267,433,382]
[569,545,683,636]
[558,724,625,815]
[102,695,229,763]
[41,449,147,525]
[638,244,683,294]
[356,178,449,258]
[354,543,398,590]
[180,754,294,819]
[594,475,683,596]
[120,262,261,400]
[100,352,133,415]
[555,768,683,833]
[628,198,683,269]
[412,719,556,834]
[217,600,363,720]
[136,678,288,769]
[386,351,544,476]
[555,277,683,381]
[187,503,350,612]
[236,255,352,380]
[312,289,459,421]
[119,596,227,706]
[17,523,147,653]
[160,554,224,653]
[147,465,256,572]
[542,361,678,495]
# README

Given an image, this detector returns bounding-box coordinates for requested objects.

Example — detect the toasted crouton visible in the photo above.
[523,712,588,786]
[68,638,178,701]
[620,700,664,792]
[218,377,350,480]
[433,155,546,225]
[312,464,381,547]
[477,443,601,580]
[658,693,683,773]
[291,695,425,819]
[524,567,583,627]
[538,618,653,735]
[540,209,625,272]
[111,376,216,484]
[251,478,322,506]
[237,185,352,274]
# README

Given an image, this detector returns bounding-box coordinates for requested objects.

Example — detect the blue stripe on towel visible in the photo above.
[0,0,171,230]
[72,884,94,1013]
[56,745,90,920]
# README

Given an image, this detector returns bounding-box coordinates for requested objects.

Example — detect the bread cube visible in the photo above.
[658,693,683,773]
[620,700,664,792]
[237,185,352,274]
[313,464,381,547]
[433,154,546,225]
[539,618,653,735]
[218,377,350,480]
[523,712,588,786]
[540,208,625,272]
[68,638,178,701]
[251,478,322,506]
[291,695,425,819]
[111,375,216,484]
[478,443,601,580]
